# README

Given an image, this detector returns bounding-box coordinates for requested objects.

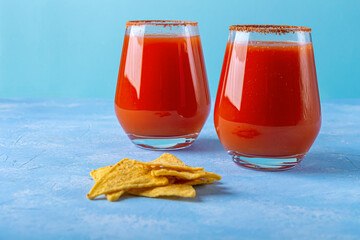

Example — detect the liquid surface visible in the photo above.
[115,34,210,137]
[214,41,321,156]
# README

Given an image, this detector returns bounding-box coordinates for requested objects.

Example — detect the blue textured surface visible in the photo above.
[0,98,360,239]
[0,0,360,99]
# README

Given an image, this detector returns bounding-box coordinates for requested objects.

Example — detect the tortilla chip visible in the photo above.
[87,158,169,200]
[175,177,218,185]
[128,184,196,198]
[151,168,222,181]
[90,166,112,181]
[90,165,125,201]
[87,153,222,201]
[141,153,204,171]
[90,165,179,201]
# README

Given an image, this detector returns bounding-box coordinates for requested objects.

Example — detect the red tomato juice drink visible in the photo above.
[115,21,210,150]
[214,25,321,170]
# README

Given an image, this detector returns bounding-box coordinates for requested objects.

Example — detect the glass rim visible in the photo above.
[229,25,311,34]
[126,20,198,27]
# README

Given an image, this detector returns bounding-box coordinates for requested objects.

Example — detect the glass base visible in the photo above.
[229,151,305,171]
[128,133,198,150]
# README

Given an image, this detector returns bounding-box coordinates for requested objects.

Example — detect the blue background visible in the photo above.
[0,0,359,99]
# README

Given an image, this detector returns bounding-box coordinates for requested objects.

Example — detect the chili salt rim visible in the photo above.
[126,20,198,27]
[229,25,311,34]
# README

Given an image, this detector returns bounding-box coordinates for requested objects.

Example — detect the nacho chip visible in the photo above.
[105,191,125,202]
[87,153,222,201]
[128,184,196,198]
[87,158,169,200]
[90,165,112,181]
[175,177,218,185]
[90,165,178,201]
[151,168,222,181]
[141,153,204,171]
[90,165,125,201]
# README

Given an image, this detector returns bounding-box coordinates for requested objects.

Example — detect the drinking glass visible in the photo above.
[115,20,210,150]
[214,25,321,170]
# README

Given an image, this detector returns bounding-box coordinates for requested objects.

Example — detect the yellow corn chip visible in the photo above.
[141,153,204,171]
[176,177,218,185]
[90,165,125,201]
[90,164,177,202]
[105,191,125,202]
[87,158,169,200]
[90,165,113,181]
[151,168,222,181]
[87,153,222,201]
[128,184,196,198]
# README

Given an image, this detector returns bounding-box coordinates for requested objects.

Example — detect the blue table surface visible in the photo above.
[0,98,359,240]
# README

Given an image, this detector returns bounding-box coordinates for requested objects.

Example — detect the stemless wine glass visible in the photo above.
[214,25,321,170]
[115,20,210,150]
